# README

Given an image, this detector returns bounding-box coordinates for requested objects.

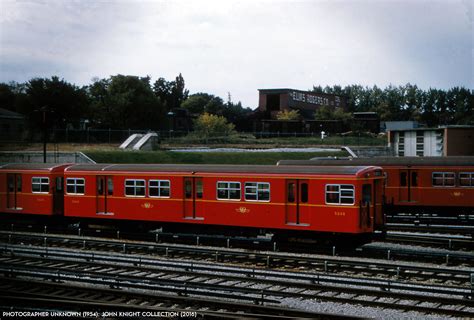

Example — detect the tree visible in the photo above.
[24,76,89,133]
[276,109,300,120]
[181,93,225,115]
[193,112,236,142]
[105,75,165,129]
[0,83,16,111]
[152,73,189,110]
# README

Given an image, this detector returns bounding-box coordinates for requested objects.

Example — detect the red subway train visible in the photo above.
[277,157,474,215]
[0,163,384,241]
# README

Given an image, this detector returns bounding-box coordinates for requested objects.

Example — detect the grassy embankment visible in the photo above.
[85,150,346,165]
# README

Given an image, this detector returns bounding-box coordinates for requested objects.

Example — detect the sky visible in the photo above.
[0,0,472,108]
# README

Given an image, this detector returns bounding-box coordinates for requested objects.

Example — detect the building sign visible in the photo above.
[289,91,341,107]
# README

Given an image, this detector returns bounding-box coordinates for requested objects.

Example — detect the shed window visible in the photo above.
[432,172,455,187]
[459,172,474,187]
[32,177,49,193]
[217,181,240,200]
[326,184,354,205]
[66,178,85,194]
[149,180,170,197]
[245,182,270,201]
[125,179,145,197]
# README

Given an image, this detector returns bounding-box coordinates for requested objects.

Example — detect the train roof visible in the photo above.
[65,163,380,176]
[277,156,474,167]
[0,163,71,171]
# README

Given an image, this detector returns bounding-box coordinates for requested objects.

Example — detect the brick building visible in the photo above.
[257,88,347,119]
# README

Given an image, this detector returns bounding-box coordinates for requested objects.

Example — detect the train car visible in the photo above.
[63,164,384,237]
[0,163,71,215]
[277,157,474,215]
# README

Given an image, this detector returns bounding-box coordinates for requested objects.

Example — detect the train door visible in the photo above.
[96,176,113,214]
[399,170,419,202]
[53,176,64,215]
[361,183,372,228]
[285,179,309,225]
[409,171,419,202]
[183,177,203,219]
[373,178,383,228]
[6,173,22,210]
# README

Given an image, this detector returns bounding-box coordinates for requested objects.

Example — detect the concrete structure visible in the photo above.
[257,88,347,120]
[119,134,144,149]
[119,132,159,151]
[0,108,25,141]
[388,126,474,157]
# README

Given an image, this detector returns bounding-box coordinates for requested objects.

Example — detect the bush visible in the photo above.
[192,113,237,143]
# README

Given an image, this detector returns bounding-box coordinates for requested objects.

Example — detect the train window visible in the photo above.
[125,179,145,197]
[432,172,455,187]
[245,182,270,202]
[107,178,114,195]
[8,175,14,192]
[66,178,84,194]
[97,177,104,195]
[287,183,295,203]
[32,177,49,193]
[459,172,473,187]
[326,184,354,205]
[411,172,418,187]
[400,172,407,187]
[362,184,372,204]
[217,181,241,200]
[16,175,22,192]
[56,177,63,192]
[196,180,203,199]
[185,180,192,198]
[445,173,455,186]
[149,180,170,198]
[383,172,388,187]
[325,185,339,204]
[300,183,308,203]
[340,185,355,204]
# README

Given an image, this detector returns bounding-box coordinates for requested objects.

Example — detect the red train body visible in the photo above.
[1,163,384,237]
[0,163,69,216]
[277,157,474,215]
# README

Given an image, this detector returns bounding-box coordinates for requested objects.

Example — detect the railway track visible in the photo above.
[1,228,473,267]
[1,231,472,285]
[386,213,474,226]
[1,243,473,317]
[386,223,474,236]
[0,277,339,319]
[383,231,473,251]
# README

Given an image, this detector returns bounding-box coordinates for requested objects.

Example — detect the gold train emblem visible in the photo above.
[141,202,154,209]
[236,207,250,214]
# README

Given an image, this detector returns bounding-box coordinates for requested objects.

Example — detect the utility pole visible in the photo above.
[42,107,47,163]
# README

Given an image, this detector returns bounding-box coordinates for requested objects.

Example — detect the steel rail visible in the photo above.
[1,246,473,317]
[0,277,339,319]
[384,232,473,250]
[1,231,472,284]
